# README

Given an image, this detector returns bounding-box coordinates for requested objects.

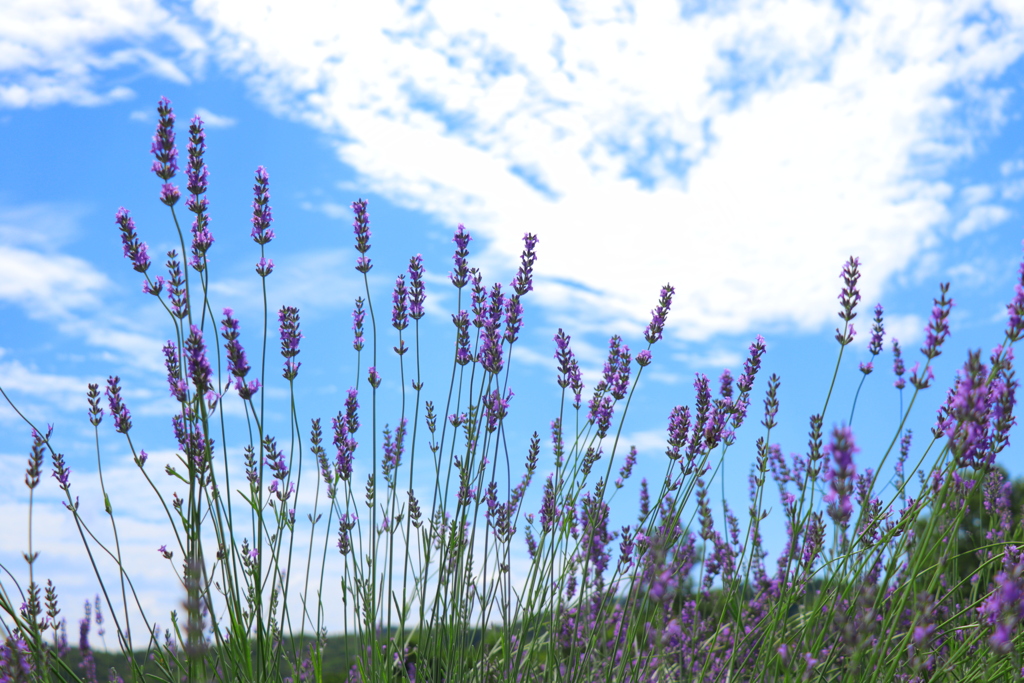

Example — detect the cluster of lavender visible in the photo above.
[2,96,1024,683]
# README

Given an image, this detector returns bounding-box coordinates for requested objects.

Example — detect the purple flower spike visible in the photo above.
[1007,280,1024,344]
[511,232,538,296]
[115,208,151,274]
[159,183,180,207]
[644,284,675,344]
[185,325,213,395]
[255,256,274,278]
[979,561,1024,655]
[368,366,381,389]
[105,376,132,434]
[453,310,472,365]
[186,116,208,197]
[859,304,885,375]
[549,331,586,409]
[278,306,302,380]
[921,283,954,360]
[666,405,690,461]
[392,274,409,332]
[352,198,372,273]
[837,256,862,322]
[892,338,906,390]
[408,254,425,319]
[823,424,858,527]
[352,297,366,351]
[221,309,258,398]
[737,335,767,395]
[450,224,471,288]
[151,97,178,182]
[251,166,274,245]
[484,388,514,432]
[504,294,524,344]
[479,283,505,374]
[163,341,188,401]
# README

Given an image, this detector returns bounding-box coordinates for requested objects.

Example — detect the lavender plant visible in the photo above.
[2,96,1024,682]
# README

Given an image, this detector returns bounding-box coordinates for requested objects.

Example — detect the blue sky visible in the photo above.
[3,0,1024,649]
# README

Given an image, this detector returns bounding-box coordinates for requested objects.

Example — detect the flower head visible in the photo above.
[392,274,409,331]
[251,166,274,244]
[644,284,675,344]
[353,199,372,273]
[151,97,178,181]
[279,306,302,380]
[450,224,471,288]
[511,232,538,296]
[186,116,208,196]
[115,208,151,273]
[408,254,425,319]
[921,283,954,360]
[892,338,906,390]
[105,376,132,434]
[823,424,858,526]
[352,298,366,351]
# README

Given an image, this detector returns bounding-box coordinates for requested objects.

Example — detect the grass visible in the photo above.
[2,96,1024,682]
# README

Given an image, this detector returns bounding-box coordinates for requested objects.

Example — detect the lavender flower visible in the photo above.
[380,419,407,485]
[279,305,302,380]
[353,198,371,273]
[860,303,884,374]
[666,405,690,462]
[453,310,472,365]
[408,254,425,319]
[504,294,524,344]
[554,329,584,407]
[162,341,188,402]
[255,256,274,278]
[251,166,274,245]
[352,298,366,352]
[892,338,906,390]
[479,283,505,374]
[165,251,188,319]
[187,120,214,273]
[151,97,179,206]
[823,424,858,526]
[979,561,1024,655]
[450,224,471,288]
[86,383,103,427]
[644,284,675,344]
[25,429,46,491]
[105,376,132,434]
[484,388,513,432]
[392,274,409,332]
[921,283,954,360]
[221,309,259,399]
[115,208,150,273]
[511,232,538,296]
[1006,253,1024,341]
[184,325,212,395]
[185,116,208,196]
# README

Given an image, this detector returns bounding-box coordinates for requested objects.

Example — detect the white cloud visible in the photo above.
[194,106,235,127]
[961,183,994,206]
[953,204,1011,239]
[186,0,1024,348]
[1000,158,1024,176]
[0,0,207,108]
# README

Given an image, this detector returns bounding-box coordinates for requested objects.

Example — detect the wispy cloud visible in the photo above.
[954,204,1011,239]
[0,0,206,108]
[194,106,235,127]
[190,0,1024,345]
